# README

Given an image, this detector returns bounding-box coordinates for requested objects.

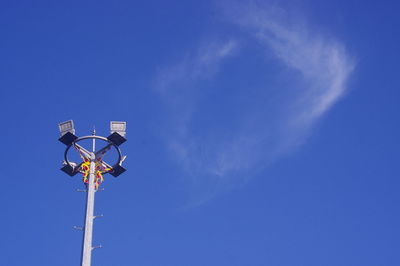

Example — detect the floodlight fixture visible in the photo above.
[58,120,78,145]
[59,120,75,136]
[110,121,126,137]
[60,162,80,176]
[108,121,127,146]
[110,164,126,177]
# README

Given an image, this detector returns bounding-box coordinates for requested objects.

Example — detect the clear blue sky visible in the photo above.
[1,1,399,265]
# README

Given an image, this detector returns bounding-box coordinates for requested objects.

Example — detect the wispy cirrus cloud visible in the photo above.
[155,40,238,94]
[154,1,355,204]
[230,2,355,125]
[155,39,240,175]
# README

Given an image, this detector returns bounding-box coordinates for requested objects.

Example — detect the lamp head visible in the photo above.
[59,120,75,136]
[110,121,126,137]
[58,120,77,146]
[108,121,127,146]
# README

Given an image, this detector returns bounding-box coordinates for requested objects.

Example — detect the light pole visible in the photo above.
[59,120,127,266]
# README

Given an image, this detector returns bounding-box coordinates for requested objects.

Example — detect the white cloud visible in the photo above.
[155,40,238,95]
[155,2,355,204]
[227,2,355,125]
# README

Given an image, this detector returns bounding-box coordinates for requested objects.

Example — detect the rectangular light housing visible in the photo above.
[59,120,75,136]
[110,121,126,137]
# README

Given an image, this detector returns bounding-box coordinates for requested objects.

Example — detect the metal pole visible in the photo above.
[81,132,96,266]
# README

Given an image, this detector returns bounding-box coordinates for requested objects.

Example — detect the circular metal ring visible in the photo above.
[64,135,123,170]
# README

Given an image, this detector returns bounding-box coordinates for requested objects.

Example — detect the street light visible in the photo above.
[58,120,78,146]
[107,121,127,146]
[110,121,126,137]
[59,120,75,135]
[59,121,127,266]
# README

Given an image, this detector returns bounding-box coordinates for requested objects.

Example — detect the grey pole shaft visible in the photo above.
[81,137,96,266]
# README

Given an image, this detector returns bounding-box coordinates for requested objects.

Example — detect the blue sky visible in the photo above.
[1,1,399,265]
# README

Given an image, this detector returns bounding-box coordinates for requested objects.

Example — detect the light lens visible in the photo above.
[110,121,126,131]
[59,120,75,135]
